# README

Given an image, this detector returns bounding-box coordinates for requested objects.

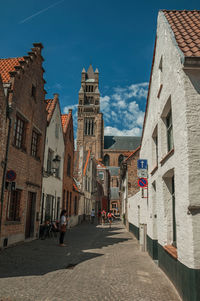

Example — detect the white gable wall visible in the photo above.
[42,102,65,221]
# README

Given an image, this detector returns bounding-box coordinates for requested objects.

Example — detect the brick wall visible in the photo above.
[1,44,47,247]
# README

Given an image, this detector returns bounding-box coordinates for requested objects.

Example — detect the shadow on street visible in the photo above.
[0,221,130,278]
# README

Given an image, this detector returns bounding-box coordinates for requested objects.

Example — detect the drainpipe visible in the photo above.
[0,95,12,234]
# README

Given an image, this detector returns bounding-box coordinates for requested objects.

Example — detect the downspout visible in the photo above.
[0,94,12,234]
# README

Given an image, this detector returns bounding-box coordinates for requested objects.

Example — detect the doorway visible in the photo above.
[25,192,36,239]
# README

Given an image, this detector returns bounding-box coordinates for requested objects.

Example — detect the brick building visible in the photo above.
[120,146,140,225]
[0,43,47,247]
[0,76,8,200]
[96,160,110,211]
[41,94,65,224]
[103,136,141,214]
[61,110,79,227]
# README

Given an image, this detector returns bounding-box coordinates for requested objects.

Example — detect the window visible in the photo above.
[112,203,117,208]
[84,118,94,135]
[85,85,93,92]
[7,189,21,221]
[67,155,71,176]
[55,156,61,178]
[118,154,124,166]
[31,84,36,100]
[69,192,72,216]
[66,191,69,215]
[163,170,176,247]
[166,110,173,152]
[47,149,53,174]
[104,154,110,166]
[152,126,158,166]
[31,130,39,158]
[74,196,78,215]
[98,171,104,180]
[14,116,26,150]
[56,197,60,220]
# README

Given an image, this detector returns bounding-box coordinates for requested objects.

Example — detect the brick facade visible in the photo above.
[62,110,79,227]
[0,76,7,198]
[0,43,47,247]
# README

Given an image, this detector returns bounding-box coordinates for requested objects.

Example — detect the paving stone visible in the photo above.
[0,221,181,301]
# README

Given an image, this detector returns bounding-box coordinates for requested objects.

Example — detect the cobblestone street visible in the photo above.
[0,221,181,301]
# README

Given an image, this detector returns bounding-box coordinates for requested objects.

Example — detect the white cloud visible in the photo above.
[125,82,148,99]
[63,104,78,114]
[104,126,141,136]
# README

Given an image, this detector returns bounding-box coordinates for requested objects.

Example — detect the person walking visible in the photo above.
[90,209,95,224]
[59,209,67,246]
[101,209,106,225]
[107,211,114,228]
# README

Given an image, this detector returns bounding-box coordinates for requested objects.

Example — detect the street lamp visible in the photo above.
[52,155,60,175]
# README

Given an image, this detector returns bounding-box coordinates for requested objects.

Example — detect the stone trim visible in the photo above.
[160,148,174,165]
[150,165,158,176]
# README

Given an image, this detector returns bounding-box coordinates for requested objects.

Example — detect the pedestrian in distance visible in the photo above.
[107,211,114,228]
[101,209,106,225]
[90,209,95,224]
[59,209,67,247]
[98,209,101,224]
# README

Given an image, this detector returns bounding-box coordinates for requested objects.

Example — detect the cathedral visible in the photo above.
[76,65,141,212]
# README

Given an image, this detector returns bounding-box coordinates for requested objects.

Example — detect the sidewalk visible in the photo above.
[0,221,181,301]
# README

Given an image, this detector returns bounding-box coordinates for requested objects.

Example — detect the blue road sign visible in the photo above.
[137,159,148,170]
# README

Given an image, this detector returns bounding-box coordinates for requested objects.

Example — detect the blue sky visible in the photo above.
[1,0,200,137]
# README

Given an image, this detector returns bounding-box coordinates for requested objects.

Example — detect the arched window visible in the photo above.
[104,154,110,166]
[118,154,124,166]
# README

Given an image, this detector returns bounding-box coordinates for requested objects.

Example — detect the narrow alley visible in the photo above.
[0,221,180,301]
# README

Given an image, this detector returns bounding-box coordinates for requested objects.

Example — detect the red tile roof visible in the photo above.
[124,146,141,162]
[163,10,200,57]
[61,114,68,128]
[0,57,24,83]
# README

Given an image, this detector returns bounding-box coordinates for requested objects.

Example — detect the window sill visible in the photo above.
[160,148,174,166]
[157,84,163,98]
[164,245,177,259]
[12,143,27,153]
[5,220,21,225]
[150,165,158,176]
[31,155,41,162]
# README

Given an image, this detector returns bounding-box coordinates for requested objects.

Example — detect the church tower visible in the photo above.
[77,65,104,160]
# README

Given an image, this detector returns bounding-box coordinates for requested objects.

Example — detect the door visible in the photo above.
[25,192,36,239]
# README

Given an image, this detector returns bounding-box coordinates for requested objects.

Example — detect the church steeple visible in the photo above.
[77,66,104,160]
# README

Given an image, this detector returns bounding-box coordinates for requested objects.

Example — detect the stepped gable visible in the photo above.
[104,136,141,151]
[162,10,200,57]
[0,57,24,83]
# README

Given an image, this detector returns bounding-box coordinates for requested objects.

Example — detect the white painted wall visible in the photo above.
[41,102,65,222]
[127,11,200,269]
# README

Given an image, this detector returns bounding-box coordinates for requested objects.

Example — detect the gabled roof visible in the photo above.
[162,10,200,57]
[104,136,141,151]
[61,111,73,134]
[46,98,56,123]
[0,57,24,83]
[96,160,106,169]
[124,146,141,162]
